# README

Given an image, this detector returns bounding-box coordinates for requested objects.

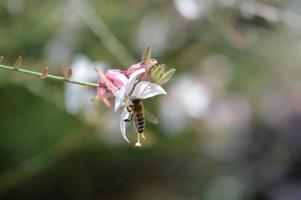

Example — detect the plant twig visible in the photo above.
[0,64,99,88]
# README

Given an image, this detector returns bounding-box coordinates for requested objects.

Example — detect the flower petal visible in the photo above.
[95,67,117,95]
[114,88,125,112]
[106,70,128,87]
[120,108,130,143]
[96,85,106,96]
[125,68,145,94]
[131,81,167,99]
[126,63,143,76]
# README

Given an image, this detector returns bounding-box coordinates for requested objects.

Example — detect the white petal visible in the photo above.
[120,108,130,143]
[132,81,167,99]
[125,68,145,94]
[130,68,146,79]
[114,88,125,112]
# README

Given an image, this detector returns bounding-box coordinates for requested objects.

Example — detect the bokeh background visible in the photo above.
[1,0,301,199]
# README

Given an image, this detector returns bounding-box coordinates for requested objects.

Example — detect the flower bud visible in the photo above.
[151,64,175,85]
[157,68,176,85]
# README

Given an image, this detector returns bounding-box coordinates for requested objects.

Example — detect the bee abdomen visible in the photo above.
[135,113,145,133]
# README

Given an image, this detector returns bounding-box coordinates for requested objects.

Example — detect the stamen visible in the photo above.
[95,67,118,95]
[135,133,142,147]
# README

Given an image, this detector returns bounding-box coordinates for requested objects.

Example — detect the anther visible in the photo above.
[38,67,49,79]
[0,56,4,63]
[14,56,22,69]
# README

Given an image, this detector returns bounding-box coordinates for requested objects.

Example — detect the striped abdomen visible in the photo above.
[135,113,145,134]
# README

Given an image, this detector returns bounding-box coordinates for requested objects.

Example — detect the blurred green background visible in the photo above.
[1,0,301,199]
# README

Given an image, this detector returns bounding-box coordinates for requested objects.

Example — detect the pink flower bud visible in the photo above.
[125,59,157,77]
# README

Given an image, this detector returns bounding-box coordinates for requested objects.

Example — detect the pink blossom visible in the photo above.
[96,69,127,108]
[95,58,157,108]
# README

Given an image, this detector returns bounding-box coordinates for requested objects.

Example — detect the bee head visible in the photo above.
[130,97,141,103]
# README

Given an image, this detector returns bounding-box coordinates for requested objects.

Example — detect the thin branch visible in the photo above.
[0,64,99,88]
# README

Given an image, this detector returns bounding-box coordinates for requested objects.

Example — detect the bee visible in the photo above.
[124,97,159,146]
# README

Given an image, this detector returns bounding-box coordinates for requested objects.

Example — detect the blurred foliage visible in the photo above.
[1,0,301,199]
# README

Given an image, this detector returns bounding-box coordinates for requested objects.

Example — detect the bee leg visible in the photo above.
[141,133,146,140]
[124,113,133,122]
[135,133,141,147]
[126,104,134,112]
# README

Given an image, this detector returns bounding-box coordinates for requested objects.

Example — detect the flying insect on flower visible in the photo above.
[114,68,167,146]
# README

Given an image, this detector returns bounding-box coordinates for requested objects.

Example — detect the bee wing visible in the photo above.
[144,109,159,124]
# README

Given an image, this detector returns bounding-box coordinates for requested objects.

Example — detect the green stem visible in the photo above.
[0,64,99,88]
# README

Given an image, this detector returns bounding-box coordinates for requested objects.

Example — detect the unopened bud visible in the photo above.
[151,64,175,85]
[157,68,176,85]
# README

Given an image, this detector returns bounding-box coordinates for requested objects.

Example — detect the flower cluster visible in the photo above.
[95,47,175,147]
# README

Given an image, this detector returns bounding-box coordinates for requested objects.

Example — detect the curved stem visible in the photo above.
[0,64,99,88]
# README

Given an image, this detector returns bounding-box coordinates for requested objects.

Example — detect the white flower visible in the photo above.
[159,74,211,133]
[114,68,167,144]
[64,54,99,115]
